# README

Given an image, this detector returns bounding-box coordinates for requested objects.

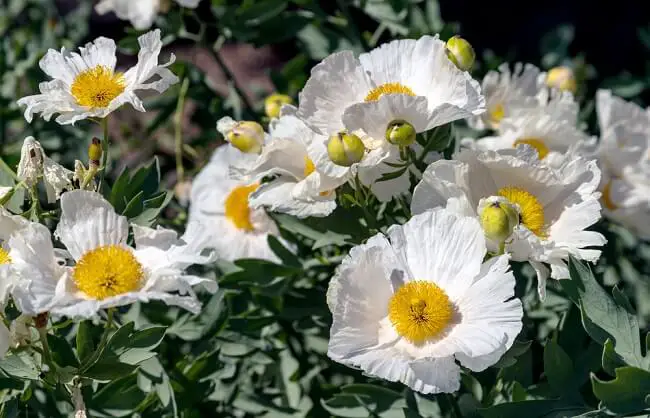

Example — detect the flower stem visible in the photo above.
[174,78,190,183]
[0,157,18,181]
[36,322,56,373]
[97,117,110,192]
[208,38,255,114]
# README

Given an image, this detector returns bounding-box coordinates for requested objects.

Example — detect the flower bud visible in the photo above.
[17,137,44,187]
[88,137,102,166]
[546,66,577,93]
[445,35,475,72]
[327,132,365,167]
[479,200,519,244]
[385,120,416,147]
[264,93,293,119]
[217,117,265,154]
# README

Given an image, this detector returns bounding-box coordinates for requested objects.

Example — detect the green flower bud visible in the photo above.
[264,93,293,119]
[385,120,416,147]
[445,35,475,72]
[88,137,102,165]
[227,121,264,154]
[479,200,519,244]
[327,132,365,167]
[546,66,577,94]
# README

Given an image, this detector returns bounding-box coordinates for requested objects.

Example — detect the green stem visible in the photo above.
[37,326,56,372]
[445,393,463,418]
[174,78,190,182]
[0,157,18,181]
[97,117,110,192]
[498,241,506,256]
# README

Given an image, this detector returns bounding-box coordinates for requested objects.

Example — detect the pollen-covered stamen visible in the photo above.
[513,137,549,159]
[73,245,144,300]
[224,183,259,231]
[602,180,619,211]
[303,156,316,178]
[497,186,546,237]
[0,248,11,264]
[488,103,505,127]
[388,281,453,344]
[70,65,125,108]
[365,82,416,102]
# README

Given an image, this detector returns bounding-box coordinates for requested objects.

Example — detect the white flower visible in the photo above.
[470,63,544,130]
[17,29,178,125]
[297,35,484,201]
[17,137,74,202]
[327,208,522,393]
[594,90,650,238]
[9,190,217,319]
[411,147,606,299]
[0,207,31,304]
[469,92,596,167]
[236,107,347,218]
[95,0,201,30]
[187,145,285,263]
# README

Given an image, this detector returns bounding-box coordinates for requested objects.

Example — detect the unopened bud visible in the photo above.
[385,120,416,147]
[264,93,293,119]
[88,138,102,166]
[546,66,577,94]
[17,137,44,187]
[479,199,519,243]
[445,35,475,72]
[327,132,365,167]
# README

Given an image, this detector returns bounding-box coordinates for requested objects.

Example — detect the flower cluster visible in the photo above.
[3,22,649,409]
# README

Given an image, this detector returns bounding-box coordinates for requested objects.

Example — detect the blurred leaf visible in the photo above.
[76,321,95,364]
[543,338,574,394]
[480,400,588,418]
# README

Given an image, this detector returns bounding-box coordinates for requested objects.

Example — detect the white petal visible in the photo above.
[95,0,159,30]
[43,157,73,202]
[124,29,179,94]
[411,159,476,216]
[297,51,372,136]
[249,180,336,218]
[55,190,128,260]
[175,0,200,7]
[387,209,486,300]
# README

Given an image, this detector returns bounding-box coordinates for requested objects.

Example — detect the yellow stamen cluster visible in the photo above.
[388,281,453,344]
[73,245,144,300]
[365,83,415,102]
[602,180,619,211]
[303,157,316,178]
[0,248,11,265]
[224,183,259,231]
[498,186,546,237]
[70,65,125,108]
[488,103,505,127]
[513,138,549,159]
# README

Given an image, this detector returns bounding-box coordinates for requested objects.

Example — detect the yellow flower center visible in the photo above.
[0,248,11,264]
[388,281,453,344]
[70,65,125,108]
[488,103,505,127]
[303,156,316,177]
[498,186,546,237]
[73,245,144,300]
[365,82,416,102]
[513,137,549,159]
[224,183,259,231]
[602,180,619,210]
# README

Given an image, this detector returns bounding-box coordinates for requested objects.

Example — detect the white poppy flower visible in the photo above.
[327,208,523,394]
[296,35,484,201]
[17,137,74,202]
[95,0,201,31]
[0,207,32,305]
[235,107,347,218]
[411,147,606,299]
[186,145,285,263]
[469,92,596,167]
[594,90,650,238]
[17,29,178,125]
[9,190,217,319]
[470,63,544,130]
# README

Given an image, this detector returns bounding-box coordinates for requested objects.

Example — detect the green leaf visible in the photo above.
[47,334,79,368]
[565,256,648,369]
[591,366,650,414]
[321,384,405,417]
[76,321,95,364]
[236,0,287,26]
[83,360,138,381]
[0,355,39,380]
[480,400,588,418]
[543,338,574,394]
[267,235,301,268]
[377,167,407,182]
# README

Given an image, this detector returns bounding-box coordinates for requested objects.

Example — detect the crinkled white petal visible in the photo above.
[55,190,129,260]
[95,0,159,30]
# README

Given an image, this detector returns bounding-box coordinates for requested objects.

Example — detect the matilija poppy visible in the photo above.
[17,29,178,125]
[326,208,523,394]
[296,35,485,202]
